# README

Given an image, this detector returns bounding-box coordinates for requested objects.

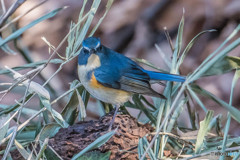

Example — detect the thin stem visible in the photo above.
[1,0,6,14]
[1,127,17,160]
[140,82,187,160]
[0,107,47,145]
[51,83,82,104]
[0,0,27,27]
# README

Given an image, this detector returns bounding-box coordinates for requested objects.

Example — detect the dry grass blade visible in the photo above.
[0,0,48,32]
[1,126,17,160]
[0,0,27,27]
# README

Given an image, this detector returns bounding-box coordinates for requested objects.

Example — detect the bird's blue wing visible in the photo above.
[93,66,121,89]
[94,54,165,98]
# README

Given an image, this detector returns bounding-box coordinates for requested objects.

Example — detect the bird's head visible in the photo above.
[82,37,102,54]
[78,37,102,67]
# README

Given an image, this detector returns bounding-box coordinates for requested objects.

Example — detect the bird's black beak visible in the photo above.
[90,49,97,54]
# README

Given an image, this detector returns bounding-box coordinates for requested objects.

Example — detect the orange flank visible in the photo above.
[85,71,131,105]
[89,72,104,88]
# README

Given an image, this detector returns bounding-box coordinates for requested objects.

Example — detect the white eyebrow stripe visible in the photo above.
[95,41,100,48]
[82,39,101,50]
[83,46,91,50]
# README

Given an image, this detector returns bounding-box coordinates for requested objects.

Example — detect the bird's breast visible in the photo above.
[78,65,131,105]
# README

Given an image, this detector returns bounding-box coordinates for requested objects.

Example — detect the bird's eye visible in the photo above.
[98,45,102,50]
[83,48,88,54]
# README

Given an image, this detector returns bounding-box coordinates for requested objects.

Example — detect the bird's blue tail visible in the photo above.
[143,70,186,82]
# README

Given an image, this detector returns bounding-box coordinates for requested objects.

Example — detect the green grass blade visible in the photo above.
[153,97,164,156]
[36,138,49,160]
[229,69,240,105]
[0,94,33,116]
[39,96,69,128]
[0,37,16,54]
[40,99,50,124]
[177,29,216,68]
[195,110,214,154]
[0,8,63,47]
[0,114,10,143]
[15,140,34,160]
[0,59,63,75]
[166,98,188,132]
[76,85,89,121]
[202,56,240,76]
[134,58,165,72]
[17,130,36,141]
[61,81,81,125]
[158,85,173,158]
[5,66,50,99]
[66,22,76,59]
[187,84,208,113]
[0,105,39,116]
[96,101,107,117]
[206,137,240,148]
[233,151,240,160]
[219,113,231,160]
[139,136,157,160]
[189,24,240,80]
[191,84,240,123]
[66,3,94,58]
[150,13,186,157]
[189,25,240,82]
[171,82,182,96]
[140,95,157,111]
[132,95,156,124]
[89,0,114,36]
[2,127,17,160]
[76,89,87,121]
[207,114,222,132]
[138,137,145,160]
[220,69,240,160]
[38,123,61,141]
[73,0,101,55]
[155,44,171,68]
[154,83,172,157]
[76,0,88,32]
[77,151,111,160]
[172,10,184,72]
[44,145,62,160]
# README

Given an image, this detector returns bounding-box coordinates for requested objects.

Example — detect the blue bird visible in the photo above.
[78,37,185,129]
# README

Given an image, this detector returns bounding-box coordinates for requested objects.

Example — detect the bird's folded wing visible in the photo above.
[94,65,165,98]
